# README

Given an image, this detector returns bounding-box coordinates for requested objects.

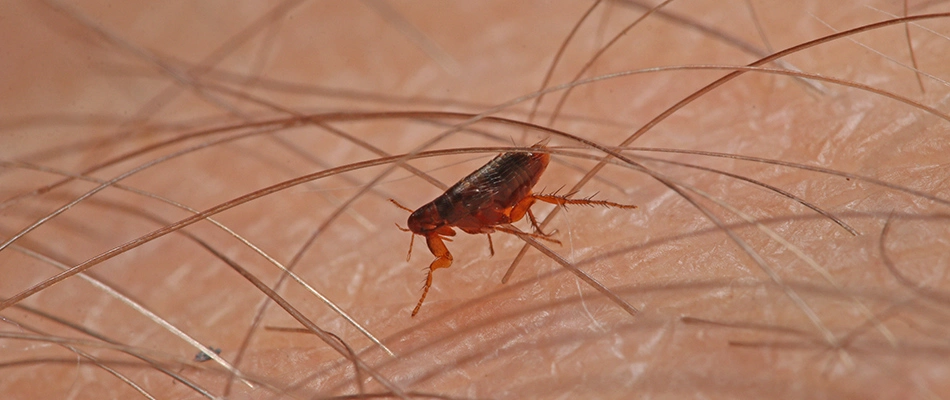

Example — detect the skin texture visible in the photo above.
[1,1,949,399]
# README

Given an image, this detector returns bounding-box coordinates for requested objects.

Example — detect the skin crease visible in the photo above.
[1,0,949,398]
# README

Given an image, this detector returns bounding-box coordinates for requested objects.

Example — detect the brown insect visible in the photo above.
[391,142,637,316]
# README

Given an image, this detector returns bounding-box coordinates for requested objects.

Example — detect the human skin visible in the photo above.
[1,1,949,399]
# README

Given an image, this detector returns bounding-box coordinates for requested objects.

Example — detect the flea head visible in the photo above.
[407,202,442,235]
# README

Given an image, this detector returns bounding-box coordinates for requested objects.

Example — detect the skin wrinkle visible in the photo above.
[1,1,949,399]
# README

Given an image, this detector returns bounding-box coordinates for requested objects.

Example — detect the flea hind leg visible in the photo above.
[509,195,559,239]
[532,193,638,209]
[495,225,561,245]
[413,234,454,317]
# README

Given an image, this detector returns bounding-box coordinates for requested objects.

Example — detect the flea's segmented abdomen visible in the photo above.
[435,151,549,223]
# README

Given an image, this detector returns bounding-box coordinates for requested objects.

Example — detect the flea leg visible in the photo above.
[507,196,559,243]
[526,208,553,236]
[532,193,638,209]
[486,234,494,256]
[412,234,454,317]
[495,225,561,245]
[508,195,537,223]
[404,233,414,262]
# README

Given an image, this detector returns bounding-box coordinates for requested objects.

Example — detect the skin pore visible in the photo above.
[1,1,949,398]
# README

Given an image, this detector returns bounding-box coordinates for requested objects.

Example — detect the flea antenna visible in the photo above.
[389,198,414,212]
